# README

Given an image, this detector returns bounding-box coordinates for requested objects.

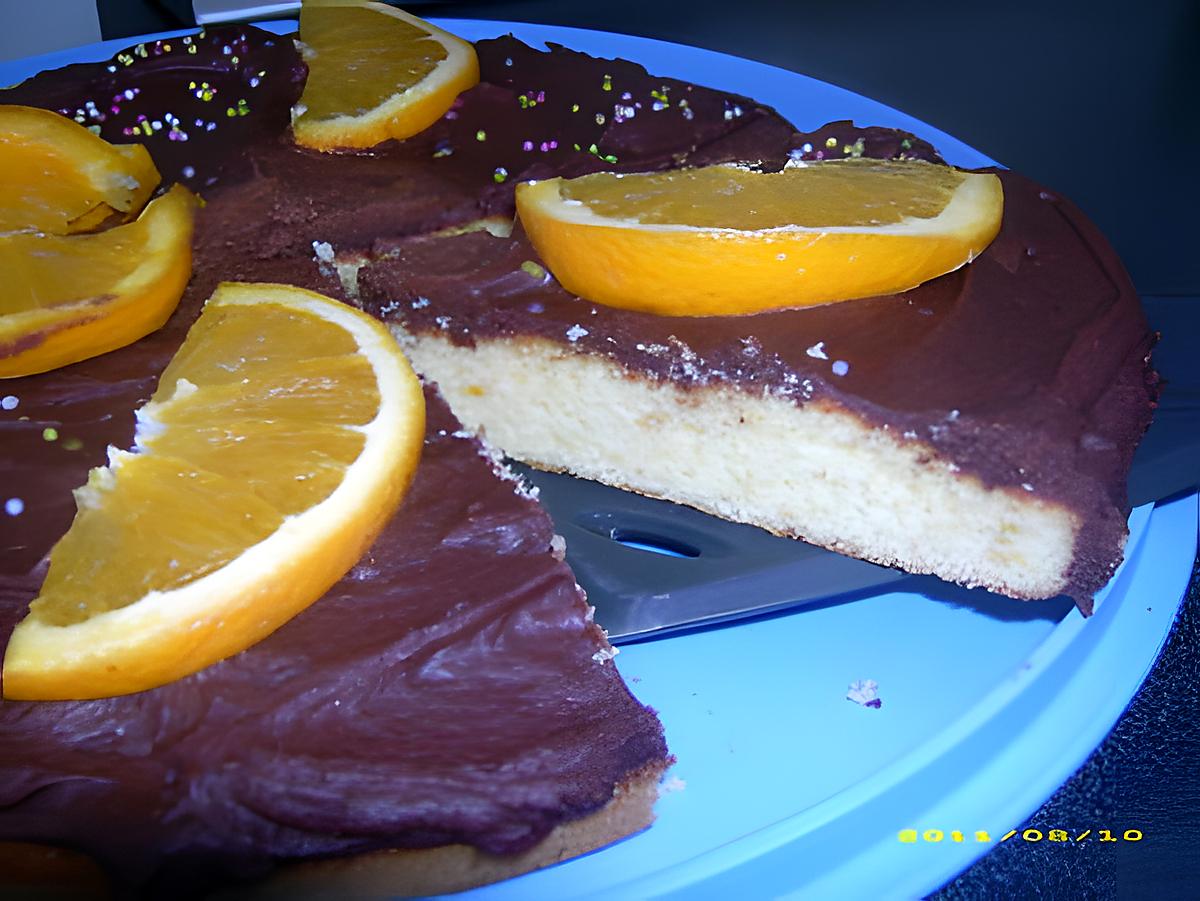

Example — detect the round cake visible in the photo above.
[0,13,1156,898]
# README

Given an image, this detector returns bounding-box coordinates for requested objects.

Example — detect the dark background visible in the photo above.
[89,2,1200,898]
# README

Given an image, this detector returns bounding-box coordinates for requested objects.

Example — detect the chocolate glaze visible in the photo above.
[0,26,306,192]
[158,36,935,264]
[357,171,1157,608]
[419,37,941,221]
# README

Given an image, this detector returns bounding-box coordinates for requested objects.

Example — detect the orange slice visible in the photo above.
[0,184,195,378]
[0,105,160,235]
[516,159,1004,316]
[2,283,426,700]
[291,0,480,151]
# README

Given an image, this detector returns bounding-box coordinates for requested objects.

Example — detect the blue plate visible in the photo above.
[3,19,1194,901]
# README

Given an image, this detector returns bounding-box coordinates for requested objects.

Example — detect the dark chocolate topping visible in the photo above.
[424,37,940,220]
[1,26,306,192]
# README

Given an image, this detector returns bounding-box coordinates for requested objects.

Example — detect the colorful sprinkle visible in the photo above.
[601,74,613,92]
[587,143,618,164]
[520,260,546,279]
[493,166,508,183]
[0,395,17,411]
[475,129,487,141]
[42,427,58,442]
[4,498,23,517]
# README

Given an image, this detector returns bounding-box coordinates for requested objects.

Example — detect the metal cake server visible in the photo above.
[524,296,1200,641]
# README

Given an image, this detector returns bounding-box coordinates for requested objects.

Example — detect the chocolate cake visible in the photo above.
[0,11,1157,897]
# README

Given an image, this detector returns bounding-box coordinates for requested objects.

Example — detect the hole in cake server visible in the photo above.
[608,529,701,558]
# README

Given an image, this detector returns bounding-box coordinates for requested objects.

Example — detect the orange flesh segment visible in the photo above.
[292,0,479,151]
[31,302,379,626]
[516,159,1004,316]
[2,283,426,700]
[299,6,446,119]
[561,160,965,229]
[0,105,159,234]
[1,209,166,315]
[0,185,195,377]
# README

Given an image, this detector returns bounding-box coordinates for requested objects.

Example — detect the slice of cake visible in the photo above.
[338,45,1155,612]
[357,161,1156,611]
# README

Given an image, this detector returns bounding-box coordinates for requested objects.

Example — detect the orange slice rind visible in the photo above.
[2,282,426,700]
[291,0,480,151]
[0,105,160,235]
[515,159,1004,316]
[0,184,196,378]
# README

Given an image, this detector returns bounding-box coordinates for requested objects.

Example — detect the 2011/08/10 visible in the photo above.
[898,828,1144,843]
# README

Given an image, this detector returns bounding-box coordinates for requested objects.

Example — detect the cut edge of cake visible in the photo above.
[392,329,1104,603]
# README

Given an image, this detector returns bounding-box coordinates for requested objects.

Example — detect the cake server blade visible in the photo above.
[517,464,908,641]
